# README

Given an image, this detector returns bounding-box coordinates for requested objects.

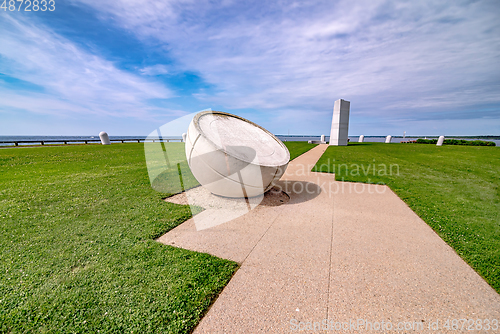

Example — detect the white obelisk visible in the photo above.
[329,99,350,146]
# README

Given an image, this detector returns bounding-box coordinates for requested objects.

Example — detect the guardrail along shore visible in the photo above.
[0,138,182,147]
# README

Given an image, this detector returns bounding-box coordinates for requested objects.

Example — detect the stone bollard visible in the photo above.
[437,135,445,146]
[320,134,325,143]
[182,133,187,143]
[99,131,110,145]
[385,135,392,143]
[358,135,364,143]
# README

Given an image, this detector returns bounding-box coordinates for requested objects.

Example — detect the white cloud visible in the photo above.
[71,0,500,125]
[2,0,499,135]
[139,64,170,76]
[0,15,174,119]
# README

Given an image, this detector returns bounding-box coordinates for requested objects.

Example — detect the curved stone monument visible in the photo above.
[358,135,364,143]
[185,111,290,198]
[385,135,392,143]
[437,135,445,146]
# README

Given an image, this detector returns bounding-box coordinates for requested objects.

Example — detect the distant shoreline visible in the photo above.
[1,135,499,139]
[1,135,499,147]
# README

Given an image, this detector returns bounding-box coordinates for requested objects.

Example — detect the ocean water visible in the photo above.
[0,135,498,146]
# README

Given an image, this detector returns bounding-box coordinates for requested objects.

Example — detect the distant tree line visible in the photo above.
[415,138,496,146]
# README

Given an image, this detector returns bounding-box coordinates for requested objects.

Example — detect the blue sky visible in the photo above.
[1,0,499,136]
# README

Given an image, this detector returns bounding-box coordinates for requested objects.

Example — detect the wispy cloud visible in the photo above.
[72,0,500,125]
[0,15,174,119]
[139,64,170,76]
[2,0,499,135]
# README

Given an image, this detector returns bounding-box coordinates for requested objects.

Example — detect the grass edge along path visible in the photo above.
[313,142,500,293]
[0,141,316,333]
[284,141,318,161]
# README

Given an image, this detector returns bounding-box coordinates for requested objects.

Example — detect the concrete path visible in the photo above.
[158,144,500,333]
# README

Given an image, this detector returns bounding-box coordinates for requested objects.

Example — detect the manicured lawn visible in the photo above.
[0,144,237,333]
[313,142,500,293]
[0,141,316,332]
[283,141,317,160]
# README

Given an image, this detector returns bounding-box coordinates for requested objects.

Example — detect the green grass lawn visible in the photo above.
[283,141,317,160]
[0,141,315,333]
[313,142,500,293]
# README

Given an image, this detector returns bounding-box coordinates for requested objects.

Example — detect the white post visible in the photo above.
[385,135,392,143]
[182,133,187,143]
[358,135,364,143]
[320,134,325,143]
[329,99,350,146]
[99,131,110,145]
[437,136,445,146]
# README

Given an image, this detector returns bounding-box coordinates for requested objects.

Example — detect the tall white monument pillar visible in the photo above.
[329,99,350,146]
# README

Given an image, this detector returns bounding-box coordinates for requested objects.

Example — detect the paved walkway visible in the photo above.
[158,144,500,333]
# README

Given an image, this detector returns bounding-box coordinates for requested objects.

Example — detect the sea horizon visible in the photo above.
[1,135,499,146]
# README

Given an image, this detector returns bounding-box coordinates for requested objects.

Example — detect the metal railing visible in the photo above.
[0,138,183,147]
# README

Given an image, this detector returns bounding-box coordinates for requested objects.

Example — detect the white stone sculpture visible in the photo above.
[185,111,290,198]
[437,135,445,146]
[329,99,350,146]
[358,135,364,143]
[330,99,351,146]
[320,134,325,143]
[99,131,110,145]
[385,135,392,143]
[182,133,187,143]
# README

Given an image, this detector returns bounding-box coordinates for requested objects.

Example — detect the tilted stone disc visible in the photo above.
[185,111,290,198]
